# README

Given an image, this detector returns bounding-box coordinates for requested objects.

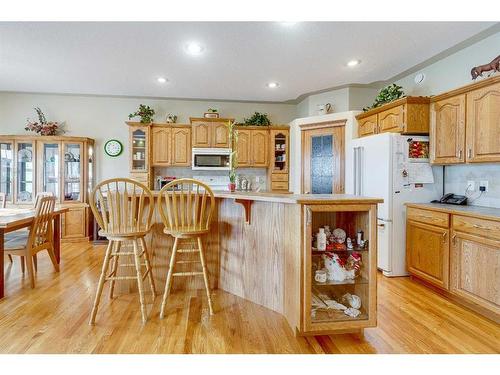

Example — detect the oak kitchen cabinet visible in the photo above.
[235,127,269,168]
[406,203,500,323]
[190,117,234,148]
[430,76,500,164]
[268,127,290,192]
[151,126,191,167]
[355,97,430,138]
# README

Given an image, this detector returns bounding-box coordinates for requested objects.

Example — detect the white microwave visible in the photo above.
[192,148,231,170]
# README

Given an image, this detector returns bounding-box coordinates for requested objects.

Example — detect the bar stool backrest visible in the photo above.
[29,196,56,247]
[34,192,54,208]
[158,178,215,233]
[90,178,154,236]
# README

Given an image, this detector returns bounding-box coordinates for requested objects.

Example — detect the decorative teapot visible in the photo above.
[166,114,177,123]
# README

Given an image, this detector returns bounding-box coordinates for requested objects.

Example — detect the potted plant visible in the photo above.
[25,107,64,136]
[128,104,155,123]
[227,120,238,192]
[363,84,405,112]
[204,108,219,118]
[242,112,271,126]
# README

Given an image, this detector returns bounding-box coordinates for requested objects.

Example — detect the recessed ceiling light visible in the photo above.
[267,82,279,89]
[347,59,361,67]
[157,77,167,83]
[185,42,204,55]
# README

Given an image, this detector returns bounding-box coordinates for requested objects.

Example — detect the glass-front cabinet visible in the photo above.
[16,141,35,204]
[0,141,14,201]
[302,203,377,332]
[268,127,290,192]
[0,135,95,241]
[131,127,148,172]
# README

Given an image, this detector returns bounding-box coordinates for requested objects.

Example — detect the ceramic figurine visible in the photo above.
[345,252,362,275]
[332,228,346,243]
[317,228,327,251]
[323,253,355,281]
[342,293,361,309]
[346,237,353,249]
[356,230,364,246]
[165,113,177,123]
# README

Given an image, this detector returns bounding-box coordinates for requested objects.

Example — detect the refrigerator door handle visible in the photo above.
[358,146,363,196]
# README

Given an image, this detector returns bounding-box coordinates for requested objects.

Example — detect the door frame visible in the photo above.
[300,120,346,194]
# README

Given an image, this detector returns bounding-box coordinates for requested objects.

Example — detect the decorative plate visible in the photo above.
[104,139,123,157]
[332,228,347,244]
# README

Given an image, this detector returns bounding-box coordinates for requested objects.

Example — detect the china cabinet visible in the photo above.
[0,135,95,241]
[268,127,290,192]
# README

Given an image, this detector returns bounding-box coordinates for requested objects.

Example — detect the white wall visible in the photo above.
[289,111,359,194]
[0,92,296,182]
[393,30,500,208]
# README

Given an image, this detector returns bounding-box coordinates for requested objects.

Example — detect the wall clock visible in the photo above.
[104,139,123,157]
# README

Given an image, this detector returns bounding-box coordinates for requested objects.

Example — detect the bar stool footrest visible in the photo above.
[172,271,204,277]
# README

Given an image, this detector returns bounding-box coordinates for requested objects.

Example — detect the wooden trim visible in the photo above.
[151,123,191,127]
[234,199,253,224]
[234,125,271,131]
[430,75,500,102]
[190,117,235,123]
[299,119,347,130]
[0,135,94,142]
[406,203,500,223]
[355,96,430,120]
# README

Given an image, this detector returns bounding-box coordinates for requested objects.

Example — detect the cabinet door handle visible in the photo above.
[452,234,456,245]
[467,149,472,159]
[442,232,447,242]
[458,150,462,159]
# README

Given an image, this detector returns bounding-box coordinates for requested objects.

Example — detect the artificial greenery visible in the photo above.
[242,112,271,126]
[227,120,238,183]
[128,104,155,123]
[363,84,405,112]
[207,108,218,113]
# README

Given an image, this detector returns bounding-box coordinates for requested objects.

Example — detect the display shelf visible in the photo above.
[313,276,369,286]
[311,307,369,323]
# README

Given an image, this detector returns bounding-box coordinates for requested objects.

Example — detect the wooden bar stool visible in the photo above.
[157,178,215,318]
[88,178,156,324]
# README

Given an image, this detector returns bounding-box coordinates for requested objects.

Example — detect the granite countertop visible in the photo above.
[407,203,500,222]
[152,190,383,205]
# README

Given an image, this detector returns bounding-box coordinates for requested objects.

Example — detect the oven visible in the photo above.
[192,148,231,170]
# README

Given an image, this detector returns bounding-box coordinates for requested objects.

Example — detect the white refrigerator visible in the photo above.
[347,133,443,277]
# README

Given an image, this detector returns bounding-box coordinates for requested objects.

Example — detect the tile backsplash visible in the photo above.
[154,167,267,190]
[444,164,500,208]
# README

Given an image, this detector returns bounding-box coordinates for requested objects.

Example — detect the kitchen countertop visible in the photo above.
[407,203,500,222]
[151,190,384,205]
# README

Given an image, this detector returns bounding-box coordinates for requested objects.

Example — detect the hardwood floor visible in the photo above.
[0,242,499,354]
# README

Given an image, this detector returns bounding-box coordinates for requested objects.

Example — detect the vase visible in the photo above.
[228,183,236,192]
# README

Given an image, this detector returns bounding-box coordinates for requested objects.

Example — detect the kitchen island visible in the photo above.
[125,191,382,335]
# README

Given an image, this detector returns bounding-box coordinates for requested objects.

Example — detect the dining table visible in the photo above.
[0,207,68,299]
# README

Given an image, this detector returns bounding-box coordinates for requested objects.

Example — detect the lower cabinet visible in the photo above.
[450,232,500,316]
[406,205,500,322]
[406,220,449,289]
[61,205,88,241]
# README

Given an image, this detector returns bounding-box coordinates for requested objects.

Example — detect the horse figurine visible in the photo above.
[471,55,500,80]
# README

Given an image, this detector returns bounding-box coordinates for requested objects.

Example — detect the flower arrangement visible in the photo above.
[25,107,63,136]
[227,120,238,191]
[128,104,155,123]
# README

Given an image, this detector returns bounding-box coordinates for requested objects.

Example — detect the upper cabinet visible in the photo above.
[190,118,233,148]
[430,94,466,164]
[151,125,191,167]
[466,81,500,163]
[235,126,269,168]
[268,127,290,192]
[355,97,430,138]
[430,76,500,164]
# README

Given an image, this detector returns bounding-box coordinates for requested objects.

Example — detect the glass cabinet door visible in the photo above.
[272,132,288,172]
[63,142,83,202]
[305,205,374,329]
[88,142,94,198]
[41,143,60,199]
[131,129,147,171]
[16,142,35,203]
[0,142,14,201]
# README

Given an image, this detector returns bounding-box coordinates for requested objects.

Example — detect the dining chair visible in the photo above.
[157,178,216,318]
[88,178,156,324]
[0,192,13,264]
[3,196,59,288]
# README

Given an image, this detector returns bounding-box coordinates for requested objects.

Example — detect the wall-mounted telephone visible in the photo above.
[432,193,468,205]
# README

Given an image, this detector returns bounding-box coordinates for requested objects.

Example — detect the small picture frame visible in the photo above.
[204,112,219,119]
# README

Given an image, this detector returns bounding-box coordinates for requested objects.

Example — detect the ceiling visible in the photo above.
[0,22,495,102]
